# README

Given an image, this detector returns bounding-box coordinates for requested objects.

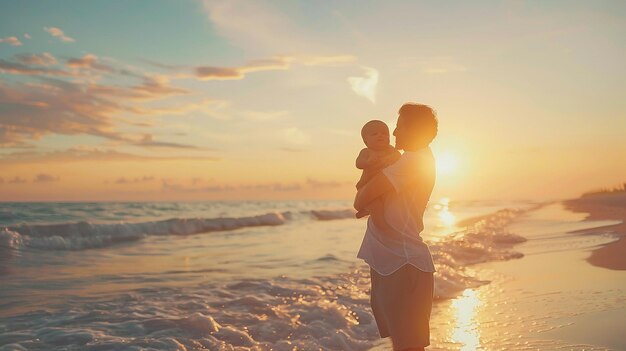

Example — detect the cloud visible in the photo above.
[0,78,133,145]
[0,58,71,76]
[0,147,219,164]
[0,36,23,46]
[8,176,27,184]
[66,53,118,75]
[134,134,201,150]
[162,179,237,193]
[348,66,378,103]
[242,110,289,121]
[161,177,351,194]
[162,179,302,193]
[34,173,59,183]
[148,55,355,81]
[306,178,351,189]
[0,53,144,80]
[299,55,356,66]
[14,52,58,66]
[89,75,189,101]
[0,72,190,146]
[194,56,292,80]
[113,176,155,184]
[242,183,302,192]
[195,66,242,80]
[44,26,75,42]
[202,0,300,52]
[24,33,31,39]
[282,127,311,145]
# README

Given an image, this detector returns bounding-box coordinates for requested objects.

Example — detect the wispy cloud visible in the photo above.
[306,178,351,189]
[162,179,302,193]
[202,0,300,52]
[8,176,27,184]
[282,127,311,145]
[66,53,112,72]
[161,177,350,193]
[24,33,32,40]
[0,70,190,147]
[113,176,155,184]
[34,173,59,183]
[0,58,71,76]
[0,36,23,46]
[348,66,378,103]
[134,134,200,150]
[44,26,75,42]
[14,52,57,66]
[171,55,355,81]
[0,147,219,164]
[242,110,289,121]
[0,53,142,79]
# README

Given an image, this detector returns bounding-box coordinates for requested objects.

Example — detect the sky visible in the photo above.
[1,0,625,202]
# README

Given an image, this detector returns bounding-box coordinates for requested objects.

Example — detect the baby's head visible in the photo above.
[361,120,391,151]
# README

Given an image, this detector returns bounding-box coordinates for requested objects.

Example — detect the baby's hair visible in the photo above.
[360,120,389,141]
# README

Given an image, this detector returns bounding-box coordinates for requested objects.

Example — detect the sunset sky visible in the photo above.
[1,0,625,202]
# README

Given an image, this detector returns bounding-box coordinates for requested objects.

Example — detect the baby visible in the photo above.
[355,120,401,229]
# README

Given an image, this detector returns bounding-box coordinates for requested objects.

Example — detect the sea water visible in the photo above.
[0,199,532,350]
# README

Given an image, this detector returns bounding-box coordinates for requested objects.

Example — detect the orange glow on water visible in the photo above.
[451,288,482,350]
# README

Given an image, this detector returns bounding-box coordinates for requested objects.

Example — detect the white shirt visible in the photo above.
[357,147,436,275]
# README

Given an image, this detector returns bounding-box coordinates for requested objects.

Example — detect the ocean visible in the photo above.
[0,199,599,350]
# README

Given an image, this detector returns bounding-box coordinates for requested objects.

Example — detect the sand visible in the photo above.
[370,199,626,350]
[564,192,626,270]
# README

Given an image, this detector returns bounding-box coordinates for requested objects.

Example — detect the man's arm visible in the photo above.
[354,172,394,211]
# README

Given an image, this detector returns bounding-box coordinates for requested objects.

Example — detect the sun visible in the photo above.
[436,151,458,176]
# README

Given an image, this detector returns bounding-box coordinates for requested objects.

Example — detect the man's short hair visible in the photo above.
[398,103,438,146]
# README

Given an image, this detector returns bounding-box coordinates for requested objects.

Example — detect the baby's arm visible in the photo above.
[356,148,375,169]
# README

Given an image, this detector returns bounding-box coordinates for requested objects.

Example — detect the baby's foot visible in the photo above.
[355,210,369,219]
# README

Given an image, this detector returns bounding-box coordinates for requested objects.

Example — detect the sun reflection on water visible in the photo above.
[435,197,457,236]
[451,288,481,351]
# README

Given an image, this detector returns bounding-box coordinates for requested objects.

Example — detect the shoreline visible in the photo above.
[563,192,626,270]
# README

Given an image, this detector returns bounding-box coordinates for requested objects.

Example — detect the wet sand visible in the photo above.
[564,192,626,270]
[370,200,626,350]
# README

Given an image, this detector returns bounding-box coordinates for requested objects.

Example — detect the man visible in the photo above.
[355,103,438,351]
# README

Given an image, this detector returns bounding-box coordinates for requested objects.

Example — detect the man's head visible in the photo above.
[393,103,438,151]
[361,120,391,151]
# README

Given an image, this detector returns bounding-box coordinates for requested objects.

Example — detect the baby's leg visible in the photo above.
[369,201,402,241]
[355,209,370,219]
[368,199,391,233]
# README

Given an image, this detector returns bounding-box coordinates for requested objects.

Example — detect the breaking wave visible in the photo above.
[0,209,356,251]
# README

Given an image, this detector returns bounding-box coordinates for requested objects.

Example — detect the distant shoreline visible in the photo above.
[564,192,626,270]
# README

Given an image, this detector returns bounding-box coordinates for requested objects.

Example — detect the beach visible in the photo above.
[373,193,626,350]
[565,193,626,271]
[1,196,625,350]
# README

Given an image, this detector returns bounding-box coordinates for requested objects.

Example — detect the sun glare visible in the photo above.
[436,151,458,176]
[451,288,482,350]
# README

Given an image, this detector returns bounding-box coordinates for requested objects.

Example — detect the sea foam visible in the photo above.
[0,207,529,351]
[1,209,355,251]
